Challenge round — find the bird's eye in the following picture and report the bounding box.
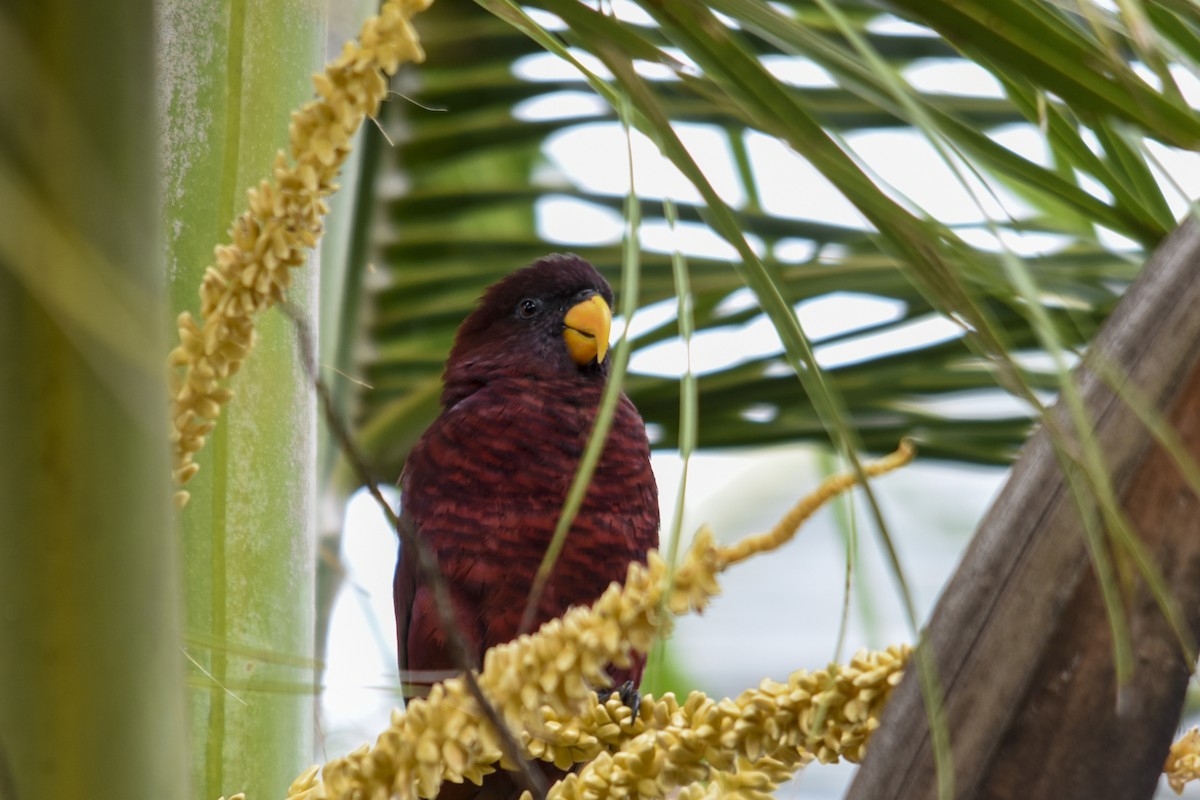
[516,298,541,319]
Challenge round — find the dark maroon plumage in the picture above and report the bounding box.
[393,254,659,743]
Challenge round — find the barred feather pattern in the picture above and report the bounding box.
[397,377,659,694]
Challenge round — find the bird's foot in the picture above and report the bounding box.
[597,680,641,721]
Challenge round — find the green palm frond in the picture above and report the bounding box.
[334,0,1188,491]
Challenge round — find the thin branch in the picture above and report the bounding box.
[283,304,548,800]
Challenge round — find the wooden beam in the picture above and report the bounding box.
[847,219,1200,800]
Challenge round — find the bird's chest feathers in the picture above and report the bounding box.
[406,380,642,560]
[449,385,597,491]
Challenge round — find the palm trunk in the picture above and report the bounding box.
[0,2,187,798]
[158,1,326,796]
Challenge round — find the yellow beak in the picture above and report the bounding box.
[562,294,611,366]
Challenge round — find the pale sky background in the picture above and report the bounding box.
[319,4,1200,797]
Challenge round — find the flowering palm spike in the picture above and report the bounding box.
[272,443,916,800]
[1166,726,1200,794]
[168,0,432,507]
[543,645,911,800]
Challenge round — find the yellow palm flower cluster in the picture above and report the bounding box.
[675,756,797,800]
[524,692,648,770]
[168,0,432,507]
[545,645,910,800]
[286,530,726,800]
[717,441,915,570]
[267,445,917,800]
[1166,726,1200,794]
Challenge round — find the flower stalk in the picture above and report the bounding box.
[272,444,916,800]
[537,645,911,800]
[168,0,432,507]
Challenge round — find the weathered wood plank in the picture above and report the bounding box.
[847,219,1200,800]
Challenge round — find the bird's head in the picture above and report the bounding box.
[443,254,616,397]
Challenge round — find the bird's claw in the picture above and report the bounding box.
[597,680,640,721]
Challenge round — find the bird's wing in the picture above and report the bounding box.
[392,506,419,693]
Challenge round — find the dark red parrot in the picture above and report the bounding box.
[393,254,659,797]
